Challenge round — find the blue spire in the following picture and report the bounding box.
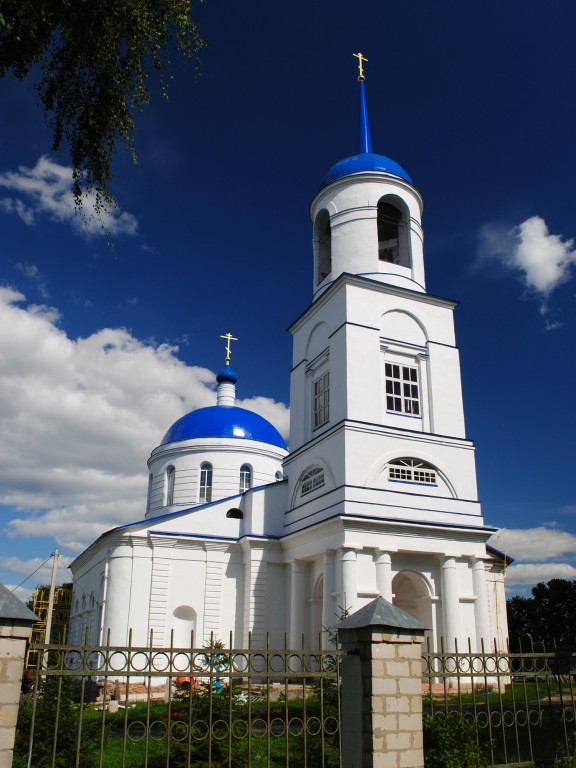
[358,80,372,154]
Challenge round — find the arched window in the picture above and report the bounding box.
[315,210,332,285]
[300,466,325,496]
[239,464,252,493]
[199,462,213,503]
[166,466,175,506]
[388,458,436,485]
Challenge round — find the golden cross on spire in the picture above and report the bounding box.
[353,52,368,82]
[220,332,238,365]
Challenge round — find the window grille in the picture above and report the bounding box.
[199,463,213,503]
[313,372,330,428]
[239,465,252,493]
[385,363,420,415]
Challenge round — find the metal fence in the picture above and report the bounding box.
[422,638,576,767]
[16,633,343,768]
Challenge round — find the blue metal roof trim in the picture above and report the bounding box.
[321,152,412,187]
[161,405,287,449]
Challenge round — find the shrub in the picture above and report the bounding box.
[423,712,488,768]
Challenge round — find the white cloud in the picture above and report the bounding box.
[489,527,576,595]
[479,216,576,312]
[503,563,576,588]
[0,156,138,237]
[0,288,289,555]
[490,526,576,561]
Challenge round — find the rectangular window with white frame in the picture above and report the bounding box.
[313,372,330,429]
[385,363,420,415]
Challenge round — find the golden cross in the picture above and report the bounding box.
[353,52,368,82]
[220,332,238,365]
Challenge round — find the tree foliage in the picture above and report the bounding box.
[507,578,576,650]
[0,0,204,210]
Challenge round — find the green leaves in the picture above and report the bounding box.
[0,0,205,212]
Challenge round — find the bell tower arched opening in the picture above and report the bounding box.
[377,198,410,268]
[314,209,332,286]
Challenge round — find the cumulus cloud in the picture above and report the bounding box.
[0,156,138,236]
[491,526,576,561]
[489,526,576,595]
[0,288,289,558]
[503,562,576,588]
[479,216,576,317]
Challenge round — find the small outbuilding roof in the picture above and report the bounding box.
[0,582,39,623]
[335,595,427,631]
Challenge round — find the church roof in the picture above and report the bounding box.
[161,405,287,449]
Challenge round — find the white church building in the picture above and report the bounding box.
[69,70,509,653]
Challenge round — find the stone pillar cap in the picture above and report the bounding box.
[0,582,40,624]
[335,595,428,631]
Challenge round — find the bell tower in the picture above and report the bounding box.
[285,59,481,535]
[311,79,425,298]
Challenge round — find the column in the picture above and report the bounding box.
[103,545,134,646]
[341,549,358,615]
[322,550,336,646]
[440,557,460,651]
[374,551,392,602]
[290,560,307,648]
[471,557,492,651]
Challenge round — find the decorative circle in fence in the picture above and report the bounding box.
[324,716,339,735]
[191,720,210,740]
[149,720,168,741]
[127,721,147,742]
[269,654,285,673]
[250,718,267,738]
[211,719,229,740]
[306,717,322,736]
[171,651,192,672]
[287,654,304,673]
[170,720,189,741]
[562,707,575,723]
[288,717,304,736]
[270,717,286,736]
[232,719,250,738]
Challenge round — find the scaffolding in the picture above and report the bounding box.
[25,583,72,668]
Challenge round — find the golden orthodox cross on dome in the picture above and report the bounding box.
[220,332,238,365]
[353,51,368,82]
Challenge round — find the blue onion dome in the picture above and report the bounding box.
[321,152,412,187]
[216,365,238,384]
[161,406,287,450]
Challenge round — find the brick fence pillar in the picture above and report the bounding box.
[0,583,39,768]
[337,595,427,768]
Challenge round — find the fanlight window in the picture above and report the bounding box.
[199,462,213,503]
[239,464,252,493]
[301,466,325,496]
[388,458,436,485]
[166,466,175,505]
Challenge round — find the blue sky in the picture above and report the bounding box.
[1,0,575,599]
